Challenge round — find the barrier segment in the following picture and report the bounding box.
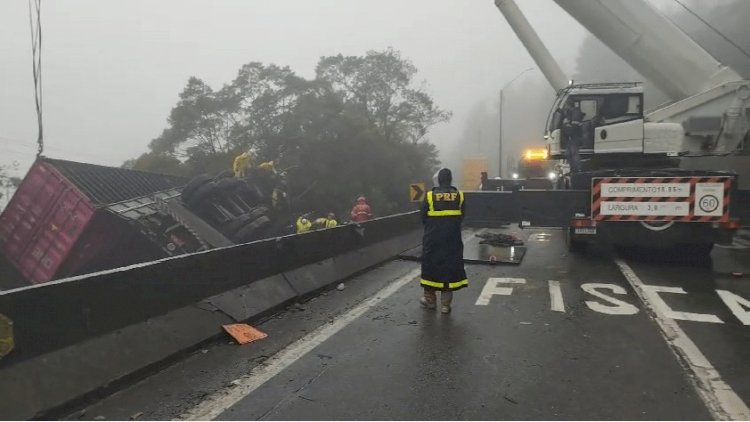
[0,212,421,420]
[0,211,420,366]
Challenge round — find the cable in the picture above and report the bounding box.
[672,0,750,62]
[28,0,43,157]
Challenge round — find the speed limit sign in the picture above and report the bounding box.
[694,183,724,217]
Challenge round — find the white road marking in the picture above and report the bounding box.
[548,280,565,312]
[716,290,750,325]
[640,285,723,324]
[580,283,639,315]
[475,277,525,306]
[176,266,422,421]
[614,258,750,421]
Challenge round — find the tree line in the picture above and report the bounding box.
[123,48,450,216]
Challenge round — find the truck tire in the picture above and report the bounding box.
[225,206,269,234]
[181,174,212,203]
[233,215,271,244]
[215,177,243,194]
[223,214,252,234]
[186,180,220,210]
[683,243,714,258]
[565,227,587,253]
[215,169,234,180]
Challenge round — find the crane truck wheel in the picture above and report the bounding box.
[181,174,212,203]
[564,227,587,253]
[682,243,714,258]
[232,215,272,244]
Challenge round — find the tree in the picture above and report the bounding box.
[316,48,451,144]
[122,152,186,176]
[127,48,448,216]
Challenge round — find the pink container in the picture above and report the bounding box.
[0,162,95,284]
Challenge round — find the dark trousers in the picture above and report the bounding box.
[565,130,582,173]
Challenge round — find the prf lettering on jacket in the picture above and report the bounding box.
[434,192,458,201]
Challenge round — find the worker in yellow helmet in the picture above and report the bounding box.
[257,160,276,173]
[313,213,338,230]
[296,215,312,234]
[233,152,255,178]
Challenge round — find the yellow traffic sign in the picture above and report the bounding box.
[410,183,426,202]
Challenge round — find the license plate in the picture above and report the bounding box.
[574,228,597,235]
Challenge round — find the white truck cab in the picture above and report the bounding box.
[546,83,681,158]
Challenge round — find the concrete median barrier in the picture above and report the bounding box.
[0,212,421,420]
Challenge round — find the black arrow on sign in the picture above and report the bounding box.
[411,184,424,201]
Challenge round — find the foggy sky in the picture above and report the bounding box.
[0,0,586,188]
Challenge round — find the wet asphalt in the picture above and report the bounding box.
[66,228,750,420]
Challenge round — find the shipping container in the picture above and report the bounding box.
[0,158,186,285]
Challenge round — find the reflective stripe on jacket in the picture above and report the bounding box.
[426,190,464,217]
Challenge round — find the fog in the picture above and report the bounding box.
[1,0,747,199]
[0,0,585,192]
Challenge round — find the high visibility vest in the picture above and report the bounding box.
[296,218,312,234]
[426,190,464,217]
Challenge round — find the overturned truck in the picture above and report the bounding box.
[0,158,292,286]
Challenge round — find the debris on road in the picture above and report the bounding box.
[337,283,346,291]
[476,232,525,247]
[130,411,144,420]
[222,323,268,345]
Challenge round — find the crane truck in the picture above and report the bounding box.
[494,0,749,254]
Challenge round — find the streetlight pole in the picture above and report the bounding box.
[498,67,534,178]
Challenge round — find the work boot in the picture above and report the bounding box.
[441,290,453,314]
[421,289,437,310]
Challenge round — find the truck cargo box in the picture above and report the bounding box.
[0,158,186,285]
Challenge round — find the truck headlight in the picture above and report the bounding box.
[511,173,519,179]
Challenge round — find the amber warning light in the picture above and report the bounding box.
[523,149,548,161]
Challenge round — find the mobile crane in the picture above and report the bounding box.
[494,0,749,253]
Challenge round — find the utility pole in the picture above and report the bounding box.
[498,90,504,178]
[498,67,535,179]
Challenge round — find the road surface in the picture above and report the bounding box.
[66,228,750,420]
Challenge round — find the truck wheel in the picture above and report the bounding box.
[223,214,252,234]
[565,227,587,253]
[215,177,243,193]
[683,243,714,258]
[233,216,271,244]
[181,174,212,203]
[186,181,220,210]
[225,206,269,235]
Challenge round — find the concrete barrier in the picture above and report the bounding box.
[0,212,421,420]
[463,191,517,227]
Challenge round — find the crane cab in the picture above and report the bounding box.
[545,83,647,158]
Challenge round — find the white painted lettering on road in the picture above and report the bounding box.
[475,277,525,306]
[641,285,723,324]
[548,280,565,312]
[716,290,750,325]
[615,258,750,420]
[581,283,639,315]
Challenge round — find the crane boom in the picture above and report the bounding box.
[552,0,741,101]
[493,0,569,92]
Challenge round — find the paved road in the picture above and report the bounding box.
[68,228,750,420]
